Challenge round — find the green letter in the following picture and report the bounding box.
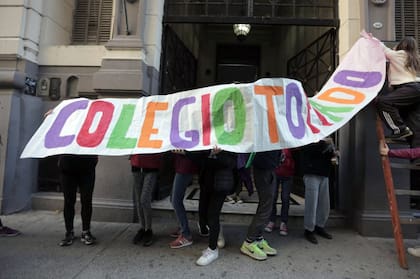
[212,87,246,145]
[107,104,137,149]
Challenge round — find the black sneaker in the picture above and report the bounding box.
[304,230,318,244]
[386,127,413,141]
[59,231,75,247]
[143,229,153,247]
[314,226,332,239]
[81,231,96,245]
[133,228,145,244]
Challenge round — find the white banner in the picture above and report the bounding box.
[21,37,385,158]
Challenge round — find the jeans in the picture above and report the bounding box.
[303,174,330,231]
[269,176,292,224]
[171,173,194,238]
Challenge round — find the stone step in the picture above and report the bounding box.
[32,190,346,228]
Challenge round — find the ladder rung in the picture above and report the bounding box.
[400,217,420,225]
[390,162,420,170]
[385,138,411,144]
[394,189,420,196]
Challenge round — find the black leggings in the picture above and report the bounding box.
[377,83,420,134]
[60,171,95,232]
[198,182,227,250]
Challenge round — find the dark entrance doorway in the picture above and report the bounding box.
[216,44,260,83]
[161,0,340,210]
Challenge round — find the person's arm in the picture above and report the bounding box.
[379,139,420,159]
[389,148,420,159]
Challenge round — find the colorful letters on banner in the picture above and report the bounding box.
[20,36,385,158]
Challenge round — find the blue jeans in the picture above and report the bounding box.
[171,173,194,238]
[269,176,292,224]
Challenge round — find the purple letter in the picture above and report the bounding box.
[333,70,382,88]
[44,100,89,148]
[286,83,305,139]
[170,97,199,148]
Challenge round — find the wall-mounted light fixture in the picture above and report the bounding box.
[233,24,251,41]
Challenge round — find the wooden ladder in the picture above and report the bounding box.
[376,116,420,269]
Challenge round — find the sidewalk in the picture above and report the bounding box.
[1,210,419,279]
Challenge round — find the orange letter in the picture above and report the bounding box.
[254,85,284,143]
[138,102,168,148]
[317,87,365,104]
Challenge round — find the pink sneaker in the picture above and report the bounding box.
[279,222,288,236]
[170,235,193,249]
[264,221,275,233]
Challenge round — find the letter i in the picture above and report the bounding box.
[201,94,211,146]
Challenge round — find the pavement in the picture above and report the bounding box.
[1,210,420,279]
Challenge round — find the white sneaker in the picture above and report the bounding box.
[407,247,420,257]
[196,247,219,266]
[217,226,225,249]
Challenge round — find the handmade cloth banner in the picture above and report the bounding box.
[21,36,385,158]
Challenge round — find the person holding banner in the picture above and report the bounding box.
[375,36,420,140]
[130,153,163,247]
[187,147,237,266]
[301,137,338,244]
[265,148,296,236]
[379,140,420,257]
[58,154,98,246]
[240,150,281,261]
[169,150,199,248]
[44,109,99,247]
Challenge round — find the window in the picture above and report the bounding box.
[72,0,113,45]
[395,0,420,48]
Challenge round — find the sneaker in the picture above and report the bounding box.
[170,235,193,249]
[143,229,153,247]
[235,196,243,204]
[304,230,318,244]
[81,231,96,245]
[225,196,235,204]
[314,226,332,239]
[217,227,225,249]
[386,127,413,141]
[240,241,267,260]
[279,222,288,236]
[169,227,181,238]
[133,228,145,244]
[196,247,219,266]
[407,247,420,257]
[0,226,20,237]
[257,239,277,256]
[59,231,75,247]
[197,222,209,237]
[264,221,275,233]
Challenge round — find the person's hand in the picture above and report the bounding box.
[44,109,53,118]
[209,146,222,156]
[171,149,186,155]
[379,140,389,156]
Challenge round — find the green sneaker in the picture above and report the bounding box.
[257,239,277,256]
[240,241,267,260]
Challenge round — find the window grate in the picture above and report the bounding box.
[72,0,113,45]
[395,0,419,50]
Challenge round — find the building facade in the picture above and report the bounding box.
[0,0,417,236]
